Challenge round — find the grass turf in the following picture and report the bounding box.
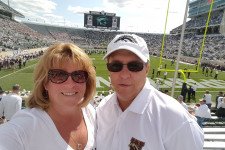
[0,54,224,104]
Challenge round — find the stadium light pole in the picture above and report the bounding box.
[171,0,189,97]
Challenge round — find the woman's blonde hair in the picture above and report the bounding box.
[26,43,96,110]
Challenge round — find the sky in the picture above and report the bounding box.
[1,0,189,33]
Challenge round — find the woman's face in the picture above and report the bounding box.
[45,60,87,110]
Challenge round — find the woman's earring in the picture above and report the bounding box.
[43,89,49,99]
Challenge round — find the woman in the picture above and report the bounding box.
[0,43,96,150]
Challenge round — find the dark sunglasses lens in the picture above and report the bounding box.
[107,62,123,72]
[48,70,68,84]
[127,61,144,72]
[71,71,88,83]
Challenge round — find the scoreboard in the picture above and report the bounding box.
[84,11,120,30]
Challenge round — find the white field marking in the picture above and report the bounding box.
[0,64,36,80]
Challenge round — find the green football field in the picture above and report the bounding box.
[0,54,225,105]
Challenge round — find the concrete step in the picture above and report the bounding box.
[211,112,216,116]
[211,116,219,119]
[204,134,225,142]
[204,117,225,127]
[203,128,225,134]
[204,141,225,149]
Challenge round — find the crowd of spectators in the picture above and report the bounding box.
[0,13,225,69]
[0,17,54,51]
[171,9,224,34]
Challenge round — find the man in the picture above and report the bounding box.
[177,95,188,110]
[187,85,193,103]
[215,91,223,108]
[180,82,188,102]
[163,71,167,79]
[0,86,6,100]
[195,99,211,128]
[0,86,6,123]
[192,82,197,101]
[203,90,212,109]
[214,70,218,79]
[96,34,204,150]
[0,84,22,120]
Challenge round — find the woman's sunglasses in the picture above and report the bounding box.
[107,61,144,72]
[48,69,88,84]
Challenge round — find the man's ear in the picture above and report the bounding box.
[146,63,150,75]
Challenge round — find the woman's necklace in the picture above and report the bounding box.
[71,134,83,150]
[75,142,82,150]
[70,119,84,150]
[77,143,82,150]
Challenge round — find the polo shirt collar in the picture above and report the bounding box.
[127,80,152,114]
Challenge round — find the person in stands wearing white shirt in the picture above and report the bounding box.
[177,95,188,110]
[216,97,225,118]
[188,107,198,122]
[217,96,224,109]
[0,87,7,124]
[203,90,212,109]
[96,34,204,150]
[215,91,224,109]
[195,99,211,128]
[0,43,96,150]
[0,86,6,100]
[0,84,22,121]
[217,97,225,109]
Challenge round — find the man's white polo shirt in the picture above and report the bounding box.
[96,80,204,150]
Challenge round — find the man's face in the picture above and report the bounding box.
[107,49,149,103]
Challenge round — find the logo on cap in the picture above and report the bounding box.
[114,35,138,44]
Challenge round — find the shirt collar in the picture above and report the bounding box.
[127,80,152,114]
[111,93,123,113]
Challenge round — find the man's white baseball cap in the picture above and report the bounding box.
[103,34,150,63]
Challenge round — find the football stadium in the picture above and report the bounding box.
[0,0,225,149]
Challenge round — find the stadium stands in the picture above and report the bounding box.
[0,0,225,69]
[0,17,54,51]
[1,18,225,70]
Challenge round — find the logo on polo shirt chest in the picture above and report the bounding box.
[129,137,145,150]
